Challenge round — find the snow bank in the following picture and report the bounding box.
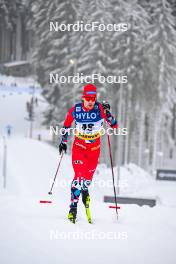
[0,137,176,264]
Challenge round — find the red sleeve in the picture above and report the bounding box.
[63,106,75,127]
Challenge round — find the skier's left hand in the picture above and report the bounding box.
[59,142,67,155]
[102,101,110,111]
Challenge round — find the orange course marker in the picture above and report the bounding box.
[109,205,121,209]
[39,200,52,204]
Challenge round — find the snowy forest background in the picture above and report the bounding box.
[1,0,176,174]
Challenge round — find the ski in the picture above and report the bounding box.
[67,208,77,224]
[67,197,92,224]
[85,195,92,224]
[85,207,92,224]
[68,215,76,224]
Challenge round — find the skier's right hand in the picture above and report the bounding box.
[59,142,67,155]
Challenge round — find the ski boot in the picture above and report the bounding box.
[82,190,92,224]
[68,207,77,224]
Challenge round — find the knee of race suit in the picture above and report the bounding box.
[82,179,91,190]
[71,179,91,190]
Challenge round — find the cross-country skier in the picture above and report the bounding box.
[59,84,118,223]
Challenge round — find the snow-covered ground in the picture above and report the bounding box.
[0,75,176,264]
[0,137,176,264]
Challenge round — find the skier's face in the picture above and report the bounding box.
[83,97,96,109]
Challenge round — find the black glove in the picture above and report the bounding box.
[102,101,110,111]
[59,142,67,155]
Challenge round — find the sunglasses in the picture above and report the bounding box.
[84,97,96,102]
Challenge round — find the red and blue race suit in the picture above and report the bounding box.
[61,101,118,209]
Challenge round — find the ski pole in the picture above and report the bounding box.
[107,131,119,221]
[48,152,64,195]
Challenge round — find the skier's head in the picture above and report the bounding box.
[82,84,97,110]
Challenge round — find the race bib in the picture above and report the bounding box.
[75,119,104,140]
